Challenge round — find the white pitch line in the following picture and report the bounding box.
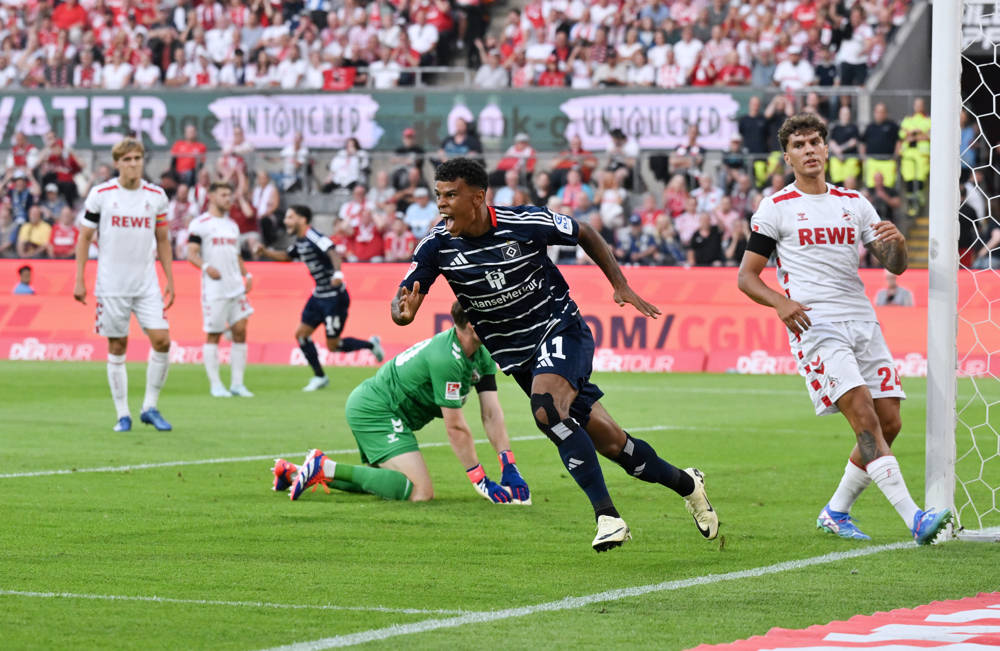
[261,542,914,651]
[0,425,757,480]
[0,590,470,615]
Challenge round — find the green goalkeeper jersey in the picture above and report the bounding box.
[360,328,497,431]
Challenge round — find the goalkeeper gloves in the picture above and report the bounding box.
[499,450,531,505]
[466,464,512,503]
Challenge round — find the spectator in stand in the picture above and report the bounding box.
[673,25,703,78]
[528,170,553,206]
[368,170,397,222]
[874,271,915,306]
[576,209,616,265]
[673,196,700,246]
[276,45,307,89]
[392,165,428,214]
[133,50,162,87]
[556,167,594,213]
[719,133,748,191]
[38,139,82,206]
[403,187,438,239]
[252,170,282,247]
[738,96,770,186]
[653,215,687,266]
[595,170,628,229]
[43,49,73,88]
[605,128,638,190]
[898,97,931,214]
[383,216,417,263]
[724,217,749,266]
[435,117,482,167]
[407,9,439,65]
[164,49,192,87]
[190,50,220,88]
[473,44,509,87]
[17,206,52,258]
[633,193,666,228]
[0,53,14,89]
[101,48,134,89]
[551,134,599,187]
[167,183,200,247]
[246,49,278,87]
[229,177,260,258]
[493,169,520,205]
[867,170,902,225]
[828,104,862,185]
[7,171,38,228]
[391,127,426,188]
[276,131,309,192]
[730,172,758,221]
[340,203,386,263]
[688,50,717,87]
[537,54,567,86]
[761,170,788,199]
[813,46,838,86]
[170,124,208,187]
[39,183,67,220]
[53,0,88,31]
[773,44,814,91]
[47,206,79,259]
[627,50,656,87]
[0,206,17,258]
[7,132,40,177]
[219,48,249,86]
[750,48,777,88]
[837,5,873,86]
[593,49,628,87]
[669,124,705,189]
[662,174,690,218]
[493,132,537,185]
[13,265,34,294]
[369,44,402,89]
[691,173,723,214]
[713,195,742,239]
[860,102,899,189]
[715,51,751,86]
[322,137,370,193]
[687,212,724,266]
[615,214,658,266]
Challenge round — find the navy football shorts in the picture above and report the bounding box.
[301,292,350,338]
[510,317,604,426]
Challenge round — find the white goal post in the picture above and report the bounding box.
[926,0,1000,542]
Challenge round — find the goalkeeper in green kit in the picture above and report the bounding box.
[273,301,531,504]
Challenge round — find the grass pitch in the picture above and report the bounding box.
[0,361,996,650]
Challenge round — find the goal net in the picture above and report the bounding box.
[927,0,1000,542]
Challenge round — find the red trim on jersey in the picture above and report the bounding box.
[810,379,821,390]
[155,213,167,226]
[773,191,801,203]
[821,396,833,407]
[96,185,116,193]
[142,185,163,195]
[797,351,804,359]
[488,206,497,227]
[830,187,859,198]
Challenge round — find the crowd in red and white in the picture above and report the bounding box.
[471,0,909,90]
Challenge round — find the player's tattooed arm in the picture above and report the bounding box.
[577,221,661,318]
[866,221,908,275]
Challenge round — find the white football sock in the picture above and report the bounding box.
[322,458,337,477]
[142,350,170,412]
[107,353,129,419]
[203,343,223,388]
[867,455,919,527]
[829,459,872,513]
[230,342,247,388]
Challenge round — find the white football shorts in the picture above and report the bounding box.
[202,294,254,333]
[787,320,906,416]
[95,292,169,338]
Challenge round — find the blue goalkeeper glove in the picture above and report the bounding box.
[499,450,531,505]
[466,464,512,503]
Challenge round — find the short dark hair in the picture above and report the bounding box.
[435,158,488,190]
[450,300,470,328]
[778,113,828,151]
[209,181,232,193]
[289,204,313,223]
[17,264,31,275]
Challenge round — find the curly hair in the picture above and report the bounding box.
[777,113,828,152]
[434,158,488,190]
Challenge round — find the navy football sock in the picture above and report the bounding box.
[336,337,373,352]
[614,433,694,496]
[297,337,325,377]
[550,418,619,519]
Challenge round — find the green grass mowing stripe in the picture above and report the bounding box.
[261,543,914,651]
[0,590,471,615]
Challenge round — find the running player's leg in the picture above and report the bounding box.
[297,296,327,386]
[321,294,377,357]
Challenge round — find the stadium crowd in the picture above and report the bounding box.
[0,0,908,91]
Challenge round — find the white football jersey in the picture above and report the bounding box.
[188,212,245,300]
[750,183,881,323]
[83,179,169,297]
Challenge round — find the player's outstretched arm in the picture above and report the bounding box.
[254,243,292,261]
[478,389,531,504]
[442,406,512,503]
[866,221,908,275]
[737,250,812,335]
[577,221,660,318]
[155,224,175,309]
[391,281,424,325]
[73,225,96,304]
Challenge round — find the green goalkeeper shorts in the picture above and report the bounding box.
[345,384,420,465]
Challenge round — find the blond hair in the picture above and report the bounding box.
[111,137,145,162]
